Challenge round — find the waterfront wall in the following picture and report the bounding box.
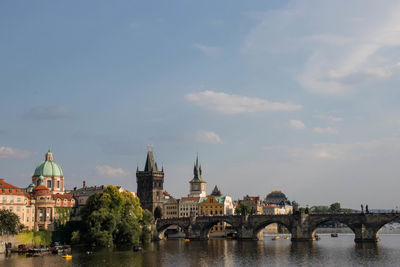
[0,235,16,254]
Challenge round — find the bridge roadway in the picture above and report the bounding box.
[156,213,400,242]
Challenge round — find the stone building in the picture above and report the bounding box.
[162,192,179,219]
[179,197,200,217]
[1,150,76,231]
[265,190,290,205]
[136,150,164,219]
[0,179,30,228]
[198,187,233,235]
[263,204,293,215]
[238,195,263,215]
[188,155,206,198]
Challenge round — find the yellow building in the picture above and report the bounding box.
[198,186,234,235]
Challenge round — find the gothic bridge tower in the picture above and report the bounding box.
[136,150,164,219]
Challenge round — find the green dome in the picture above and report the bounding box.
[33,150,63,177]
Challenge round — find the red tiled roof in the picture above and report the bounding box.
[0,178,25,195]
[32,185,50,195]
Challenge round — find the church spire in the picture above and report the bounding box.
[144,150,158,172]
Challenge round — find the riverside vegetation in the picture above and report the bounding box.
[1,185,155,248]
[70,185,155,247]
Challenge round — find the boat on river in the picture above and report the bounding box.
[331,233,338,237]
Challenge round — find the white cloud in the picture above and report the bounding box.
[243,1,400,95]
[193,44,221,56]
[185,90,302,115]
[313,127,339,135]
[289,120,306,130]
[314,114,343,124]
[196,130,223,144]
[96,165,128,177]
[0,146,30,159]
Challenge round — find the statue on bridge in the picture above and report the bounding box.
[361,204,364,214]
[366,205,369,214]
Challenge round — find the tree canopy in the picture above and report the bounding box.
[75,185,153,247]
[235,203,252,215]
[0,209,21,235]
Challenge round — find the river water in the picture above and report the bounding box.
[2,234,400,266]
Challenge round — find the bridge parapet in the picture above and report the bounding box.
[156,213,400,242]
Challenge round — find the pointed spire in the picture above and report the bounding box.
[144,150,158,172]
[211,185,222,197]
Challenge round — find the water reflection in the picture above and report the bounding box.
[2,235,400,266]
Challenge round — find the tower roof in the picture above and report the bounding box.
[33,150,63,177]
[143,151,159,172]
[211,185,222,197]
[190,155,205,183]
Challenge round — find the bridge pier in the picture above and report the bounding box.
[290,213,314,242]
[353,224,379,243]
[236,225,258,240]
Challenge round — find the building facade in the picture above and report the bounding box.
[179,197,200,217]
[162,193,179,219]
[238,195,263,215]
[1,150,76,231]
[198,187,234,235]
[136,150,164,219]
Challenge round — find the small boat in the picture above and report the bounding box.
[331,233,338,237]
[314,235,321,241]
[133,245,143,252]
[272,236,280,240]
[62,254,72,259]
[184,239,191,242]
[284,236,289,240]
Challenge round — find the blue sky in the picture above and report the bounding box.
[2,0,400,209]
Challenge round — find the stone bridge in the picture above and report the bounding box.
[156,213,400,242]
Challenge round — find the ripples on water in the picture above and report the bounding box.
[2,235,400,267]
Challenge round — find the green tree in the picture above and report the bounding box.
[0,209,20,235]
[78,185,151,247]
[235,203,252,215]
[291,201,299,211]
[310,206,330,213]
[329,202,341,213]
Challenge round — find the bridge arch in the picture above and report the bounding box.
[310,218,357,238]
[200,218,238,239]
[156,223,188,240]
[253,220,292,240]
[374,216,400,240]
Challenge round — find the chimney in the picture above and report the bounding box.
[83,180,86,189]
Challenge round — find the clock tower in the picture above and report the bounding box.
[188,155,206,197]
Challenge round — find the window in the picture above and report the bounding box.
[10,197,14,203]
[2,197,6,203]
[57,181,60,188]
[9,207,13,211]
[17,207,20,212]
[17,198,21,202]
